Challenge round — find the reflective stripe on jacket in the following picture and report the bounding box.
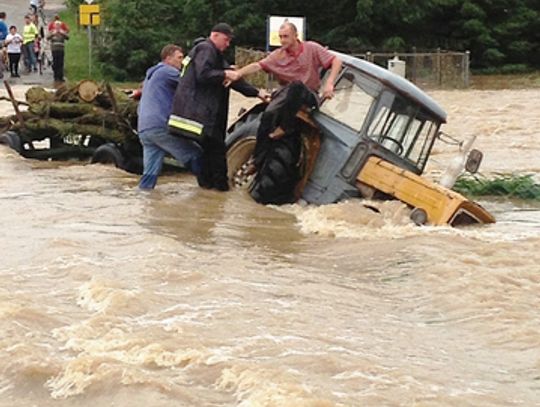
[170,39,259,141]
[168,114,205,142]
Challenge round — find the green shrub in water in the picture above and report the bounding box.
[454,174,540,200]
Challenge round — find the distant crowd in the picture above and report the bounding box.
[0,1,69,83]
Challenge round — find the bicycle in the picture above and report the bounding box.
[29,0,47,28]
[38,42,53,75]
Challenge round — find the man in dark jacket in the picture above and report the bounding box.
[169,23,268,191]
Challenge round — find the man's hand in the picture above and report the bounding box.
[257,89,271,103]
[225,69,240,81]
[223,69,241,87]
[226,70,241,81]
[321,82,335,101]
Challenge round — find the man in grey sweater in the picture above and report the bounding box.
[138,44,203,189]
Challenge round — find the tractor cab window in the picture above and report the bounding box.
[367,91,440,170]
[319,68,379,132]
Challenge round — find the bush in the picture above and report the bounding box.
[454,174,540,200]
[65,0,87,10]
[382,36,406,52]
[90,0,540,80]
[499,64,533,74]
[472,64,533,75]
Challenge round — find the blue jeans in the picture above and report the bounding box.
[22,43,36,71]
[138,128,202,189]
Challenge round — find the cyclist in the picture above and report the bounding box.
[29,0,40,15]
[29,0,46,27]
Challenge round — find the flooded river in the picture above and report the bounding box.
[0,88,539,406]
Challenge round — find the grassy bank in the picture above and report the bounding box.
[454,174,540,200]
[60,9,104,82]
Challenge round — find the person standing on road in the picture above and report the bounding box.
[46,17,69,82]
[22,15,38,72]
[0,12,7,41]
[138,44,203,190]
[4,26,23,78]
[0,12,7,79]
[169,23,268,191]
[47,14,69,34]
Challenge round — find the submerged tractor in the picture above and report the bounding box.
[225,52,495,227]
[0,53,495,227]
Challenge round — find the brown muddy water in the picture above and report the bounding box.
[0,88,539,406]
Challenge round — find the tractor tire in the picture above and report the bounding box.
[249,133,302,205]
[91,143,125,169]
[225,109,263,190]
[227,135,257,189]
[121,156,144,175]
[0,132,22,154]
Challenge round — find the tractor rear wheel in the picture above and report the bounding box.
[249,133,302,205]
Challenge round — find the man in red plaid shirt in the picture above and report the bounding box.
[236,21,341,100]
[231,22,342,203]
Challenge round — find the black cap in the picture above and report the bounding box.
[211,22,234,38]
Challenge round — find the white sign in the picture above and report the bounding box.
[267,16,306,48]
[85,0,94,4]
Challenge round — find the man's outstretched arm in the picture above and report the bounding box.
[236,62,263,79]
[321,56,342,100]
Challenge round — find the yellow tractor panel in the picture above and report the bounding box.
[357,157,495,226]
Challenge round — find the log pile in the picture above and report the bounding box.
[0,80,139,156]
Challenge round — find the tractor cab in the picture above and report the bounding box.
[303,53,446,204]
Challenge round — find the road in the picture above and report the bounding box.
[1,0,66,86]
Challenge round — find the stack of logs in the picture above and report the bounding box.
[0,80,139,149]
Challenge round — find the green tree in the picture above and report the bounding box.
[98,0,186,80]
[90,0,540,80]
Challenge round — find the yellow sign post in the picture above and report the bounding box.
[79,3,101,76]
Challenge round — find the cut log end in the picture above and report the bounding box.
[78,80,101,103]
